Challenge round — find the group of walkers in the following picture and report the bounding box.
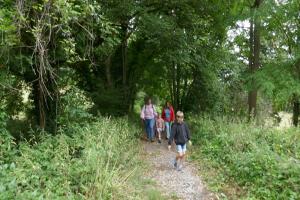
[140,97,192,171]
[140,98,175,142]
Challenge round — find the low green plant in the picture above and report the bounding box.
[0,117,146,199]
[189,115,300,200]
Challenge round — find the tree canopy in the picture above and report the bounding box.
[1,0,300,133]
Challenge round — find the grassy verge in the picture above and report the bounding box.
[189,115,300,200]
[0,117,164,199]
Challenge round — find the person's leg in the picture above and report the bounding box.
[158,129,162,143]
[176,153,182,163]
[175,152,183,170]
[169,121,173,137]
[149,118,155,141]
[165,122,170,139]
[179,144,187,169]
[145,119,151,140]
[175,145,184,170]
[181,153,185,166]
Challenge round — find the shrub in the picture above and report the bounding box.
[189,115,300,199]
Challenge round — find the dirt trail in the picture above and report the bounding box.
[142,139,215,200]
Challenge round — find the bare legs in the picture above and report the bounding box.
[175,152,185,170]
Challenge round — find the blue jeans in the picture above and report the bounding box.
[145,118,155,140]
[165,121,171,139]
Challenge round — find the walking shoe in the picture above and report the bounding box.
[173,161,177,168]
[177,165,182,171]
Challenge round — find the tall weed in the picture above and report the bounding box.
[0,117,142,199]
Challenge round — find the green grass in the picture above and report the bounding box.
[189,115,300,200]
[145,189,166,200]
[0,116,164,200]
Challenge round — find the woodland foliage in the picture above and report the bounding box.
[0,0,300,199]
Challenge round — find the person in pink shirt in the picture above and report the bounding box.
[155,112,165,143]
[140,97,157,142]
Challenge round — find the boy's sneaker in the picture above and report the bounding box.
[158,139,161,143]
[177,165,182,171]
[173,160,177,168]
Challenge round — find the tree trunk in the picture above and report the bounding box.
[248,9,255,118]
[121,22,130,112]
[121,22,128,87]
[122,41,127,86]
[105,54,113,88]
[293,96,299,127]
[46,74,58,133]
[31,73,58,133]
[168,76,173,105]
[38,81,46,129]
[176,64,181,111]
[127,84,137,113]
[172,61,177,110]
[248,0,261,119]
[181,76,188,111]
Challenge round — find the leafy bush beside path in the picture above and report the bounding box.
[190,116,300,199]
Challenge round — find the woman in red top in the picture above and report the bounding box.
[161,101,175,139]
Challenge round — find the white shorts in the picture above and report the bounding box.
[176,144,187,154]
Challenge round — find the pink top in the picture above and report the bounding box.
[140,104,157,119]
[156,118,165,129]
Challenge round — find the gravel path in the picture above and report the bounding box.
[143,139,215,200]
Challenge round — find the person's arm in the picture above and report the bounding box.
[140,106,145,120]
[185,123,191,141]
[161,108,166,120]
[152,105,158,117]
[170,107,175,121]
[168,123,176,145]
[168,123,176,150]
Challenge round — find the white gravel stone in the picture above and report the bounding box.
[143,139,216,200]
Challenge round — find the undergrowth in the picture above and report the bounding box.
[0,117,148,199]
[189,115,300,200]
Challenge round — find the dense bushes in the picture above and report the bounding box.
[190,116,300,199]
[0,117,142,199]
